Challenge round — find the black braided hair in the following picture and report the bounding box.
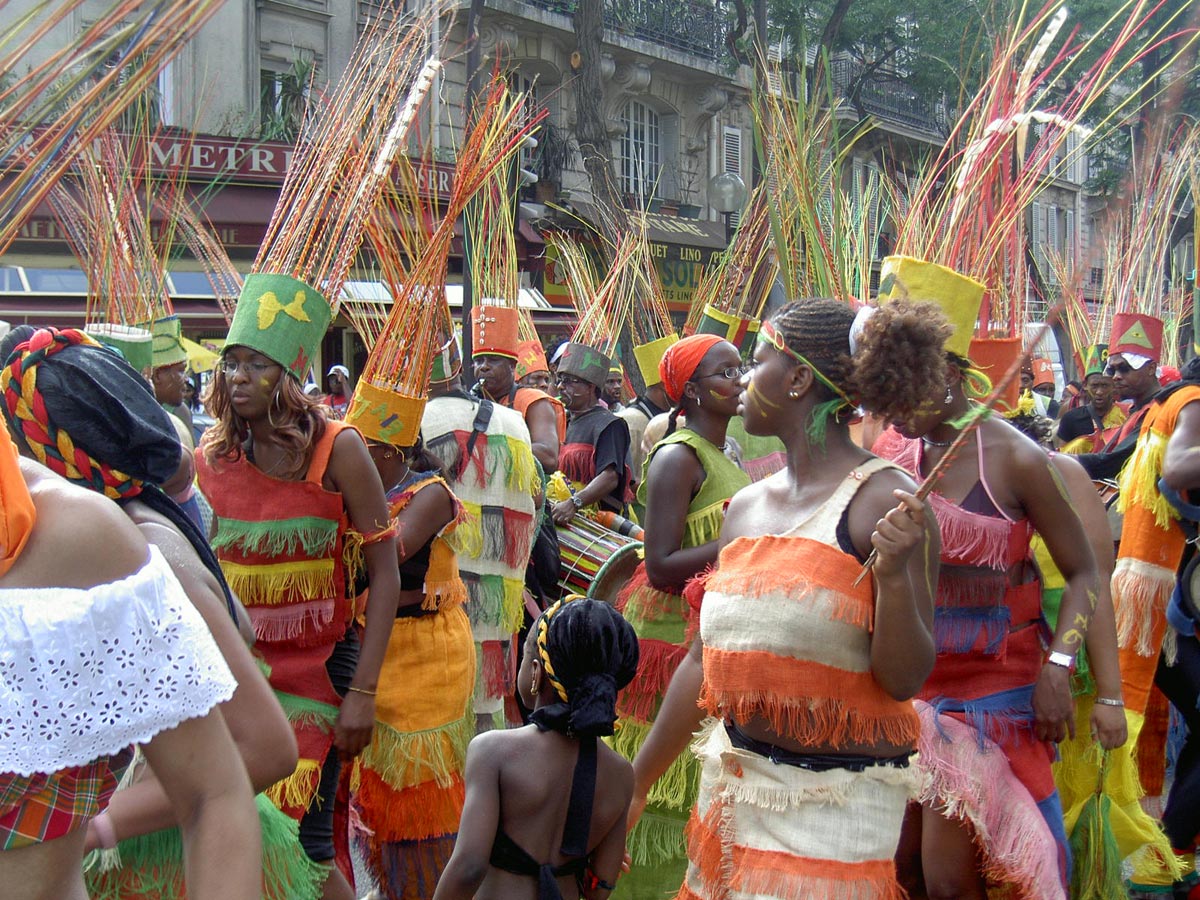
[530,598,639,738]
[768,298,857,403]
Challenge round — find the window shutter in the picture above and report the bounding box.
[1032,200,1047,281]
[723,126,742,226]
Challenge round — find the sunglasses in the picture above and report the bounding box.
[1106,363,1133,376]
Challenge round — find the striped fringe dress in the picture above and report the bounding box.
[422,395,540,717]
[878,432,1069,899]
[350,472,476,900]
[682,459,922,900]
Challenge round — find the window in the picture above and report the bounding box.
[620,100,661,200]
[512,73,541,172]
[722,126,742,225]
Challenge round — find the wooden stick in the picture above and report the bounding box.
[852,310,1062,587]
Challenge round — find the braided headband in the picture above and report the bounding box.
[537,594,583,703]
[0,329,144,500]
[758,319,853,408]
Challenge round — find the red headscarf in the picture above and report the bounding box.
[659,334,723,404]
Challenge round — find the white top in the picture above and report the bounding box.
[0,546,236,776]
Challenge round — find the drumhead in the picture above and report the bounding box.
[1183,554,1200,623]
[588,542,644,606]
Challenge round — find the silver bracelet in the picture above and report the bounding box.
[1094,697,1124,707]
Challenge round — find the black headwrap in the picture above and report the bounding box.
[1,328,236,621]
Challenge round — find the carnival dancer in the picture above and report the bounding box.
[516,339,554,394]
[323,365,352,420]
[1056,352,1127,453]
[869,257,1104,899]
[610,334,749,898]
[422,336,541,729]
[433,597,638,900]
[631,297,946,899]
[148,315,206,531]
[603,364,626,413]
[344,325,476,899]
[1108,356,1200,897]
[0,327,323,900]
[473,306,565,475]
[1076,312,1166,480]
[0,419,259,900]
[195,282,402,900]
[196,12,441,896]
[551,342,633,525]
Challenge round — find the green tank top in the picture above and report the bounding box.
[637,428,751,549]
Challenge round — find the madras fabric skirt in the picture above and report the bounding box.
[677,721,919,900]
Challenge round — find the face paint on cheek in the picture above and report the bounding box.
[259,378,272,391]
[746,380,781,412]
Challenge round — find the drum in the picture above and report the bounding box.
[1094,479,1122,543]
[556,516,643,605]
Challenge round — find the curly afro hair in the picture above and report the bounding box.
[849,300,952,424]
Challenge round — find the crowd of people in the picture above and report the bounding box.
[7,265,1200,900]
[4,12,1199,900]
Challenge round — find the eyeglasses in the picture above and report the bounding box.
[1105,363,1133,376]
[692,365,749,381]
[557,374,589,387]
[222,358,279,377]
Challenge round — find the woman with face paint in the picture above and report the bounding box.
[629,296,948,899]
[868,257,1107,900]
[196,289,402,900]
[610,335,750,897]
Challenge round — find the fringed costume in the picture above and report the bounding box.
[1034,530,1183,886]
[351,471,476,899]
[879,434,1069,899]
[196,420,359,828]
[560,405,634,515]
[422,394,540,716]
[612,429,749,897]
[680,459,922,900]
[1111,385,1200,834]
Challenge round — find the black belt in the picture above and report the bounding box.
[725,721,912,772]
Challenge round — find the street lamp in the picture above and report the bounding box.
[708,171,747,243]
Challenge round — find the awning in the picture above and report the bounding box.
[565,202,727,262]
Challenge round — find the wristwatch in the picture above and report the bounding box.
[1046,651,1075,670]
[570,494,584,509]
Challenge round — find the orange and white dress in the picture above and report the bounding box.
[681,458,921,900]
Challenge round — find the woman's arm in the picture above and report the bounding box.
[393,481,455,566]
[850,475,938,700]
[1009,433,1102,743]
[86,519,297,849]
[641,443,714,590]
[628,639,705,830]
[1050,454,1126,749]
[327,429,403,759]
[139,707,261,900]
[432,734,503,899]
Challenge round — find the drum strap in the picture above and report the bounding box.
[448,388,495,481]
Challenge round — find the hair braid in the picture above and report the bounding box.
[0,329,143,500]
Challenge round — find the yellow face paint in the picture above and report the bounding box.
[745,379,780,411]
[259,378,272,390]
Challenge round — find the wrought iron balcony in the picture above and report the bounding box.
[520,0,726,60]
[828,57,949,136]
